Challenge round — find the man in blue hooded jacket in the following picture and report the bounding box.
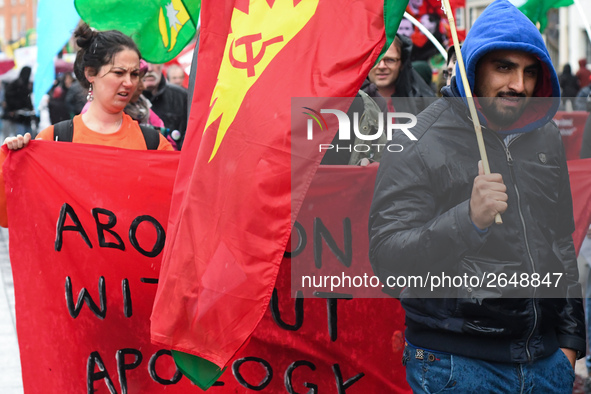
[369,0,585,392]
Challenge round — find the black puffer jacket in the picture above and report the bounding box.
[369,89,585,362]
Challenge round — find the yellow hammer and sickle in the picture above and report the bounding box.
[203,0,320,162]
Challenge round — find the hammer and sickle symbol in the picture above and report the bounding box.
[229,33,284,77]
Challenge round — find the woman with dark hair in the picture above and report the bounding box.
[3,23,172,151]
[80,59,166,129]
[0,24,172,227]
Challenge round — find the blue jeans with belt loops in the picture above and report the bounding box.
[403,343,575,393]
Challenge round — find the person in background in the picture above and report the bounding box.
[576,58,591,91]
[143,62,188,149]
[559,64,580,110]
[411,60,434,92]
[65,73,87,117]
[166,64,185,87]
[1,23,173,227]
[127,61,167,128]
[362,33,434,115]
[2,66,35,139]
[443,43,459,87]
[435,44,460,97]
[48,74,74,124]
[574,75,591,111]
[434,67,447,97]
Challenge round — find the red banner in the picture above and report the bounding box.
[556,111,589,161]
[4,141,409,393]
[7,142,591,393]
[568,159,591,254]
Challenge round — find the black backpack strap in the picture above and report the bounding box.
[139,125,160,150]
[53,119,74,142]
[53,120,160,149]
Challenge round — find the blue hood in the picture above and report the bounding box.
[452,0,560,134]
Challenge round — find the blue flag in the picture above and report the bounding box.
[33,0,80,113]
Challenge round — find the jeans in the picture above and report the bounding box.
[403,344,575,393]
[586,265,591,373]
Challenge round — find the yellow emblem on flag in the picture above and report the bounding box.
[158,0,191,52]
[204,0,319,162]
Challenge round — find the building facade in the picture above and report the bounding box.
[0,0,36,46]
[466,0,591,76]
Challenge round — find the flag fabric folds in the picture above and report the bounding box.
[150,0,409,388]
[514,0,573,32]
[74,0,201,63]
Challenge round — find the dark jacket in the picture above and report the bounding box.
[65,80,86,117]
[559,65,580,99]
[368,0,585,363]
[3,67,34,124]
[143,75,188,149]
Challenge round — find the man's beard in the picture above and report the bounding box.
[477,92,528,128]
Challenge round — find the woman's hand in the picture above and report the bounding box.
[4,133,31,150]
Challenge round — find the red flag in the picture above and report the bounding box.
[151,0,407,378]
[555,111,589,160]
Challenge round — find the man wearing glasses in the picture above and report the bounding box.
[443,44,459,87]
[363,34,434,115]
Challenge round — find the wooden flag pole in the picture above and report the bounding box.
[441,0,502,225]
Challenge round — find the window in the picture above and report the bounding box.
[11,15,17,41]
[20,13,25,35]
[545,9,559,68]
[455,7,465,30]
[468,5,486,30]
[0,17,5,44]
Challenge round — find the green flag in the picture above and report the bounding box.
[74,0,200,63]
[516,0,573,32]
[379,0,411,64]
